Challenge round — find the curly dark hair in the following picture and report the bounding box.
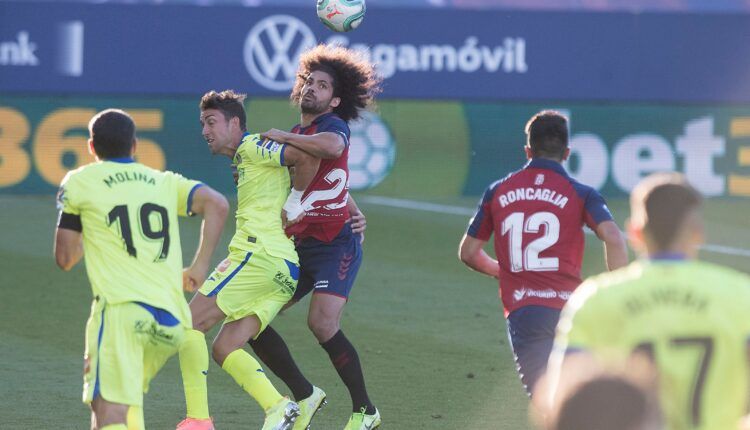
[200,90,247,131]
[290,44,382,122]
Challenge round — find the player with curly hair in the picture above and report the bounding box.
[249,44,383,430]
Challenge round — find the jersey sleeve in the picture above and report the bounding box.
[582,188,614,230]
[240,134,288,168]
[466,183,496,241]
[56,171,84,231]
[56,171,80,215]
[559,281,605,353]
[319,116,350,147]
[166,171,204,217]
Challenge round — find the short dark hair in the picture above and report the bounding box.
[88,109,135,159]
[525,110,569,160]
[554,376,658,430]
[291,44,381,122]
[631,172,703,252]
[200,90,247,131]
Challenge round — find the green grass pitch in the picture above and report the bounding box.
[1,194,748,429]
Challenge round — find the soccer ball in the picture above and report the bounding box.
[316,0,366,33]
[348,111,396,190]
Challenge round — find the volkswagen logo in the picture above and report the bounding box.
[244,15,317,91]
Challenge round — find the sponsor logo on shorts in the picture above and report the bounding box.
[135,320,175,344]
[273,271,296,295]
[217,258,232,273]
[513,288,571,302]
[337,253,353,281]
[314,280,329,289]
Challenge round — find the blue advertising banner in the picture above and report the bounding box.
[1,3,750,102]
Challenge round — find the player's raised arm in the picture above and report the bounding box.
[182,185,229,292]
[458,234,500,279]
[595,220,628,271]
[262,128,345,159]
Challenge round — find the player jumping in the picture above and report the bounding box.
[246,44,383,430]
[176,90,320,430]
[458,110,628,396]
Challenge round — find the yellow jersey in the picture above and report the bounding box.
[229,133,297,263]
[552,259,750,430]
[58,159,199,327]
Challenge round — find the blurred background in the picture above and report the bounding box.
[2,0,749,428]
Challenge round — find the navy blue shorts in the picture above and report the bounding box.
[292,223,363,301]
[506,305,561,396]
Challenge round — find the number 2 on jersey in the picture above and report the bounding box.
[108,203,170,261]
[501,211,560,272]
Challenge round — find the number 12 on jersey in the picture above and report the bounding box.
[501,211,560,272]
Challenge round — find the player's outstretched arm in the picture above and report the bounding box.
[595,220,629,271]
[54,226,83,271]
[280,145,321,226]
[458,234,500,279]
[183,185,229,292]
[263,128,344,159]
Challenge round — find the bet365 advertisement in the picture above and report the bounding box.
[2,96,749,198]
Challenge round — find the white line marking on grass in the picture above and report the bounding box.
[360,195,750,259]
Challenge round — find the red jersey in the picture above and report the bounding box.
[285,112,351,242]
[467,158,613,315]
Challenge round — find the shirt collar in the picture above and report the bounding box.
[299,112,334,131]
[106,157,135,164]
[524,158,568,177]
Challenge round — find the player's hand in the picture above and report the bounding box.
[261,128,288,144]
[282,208,306,228]
[350,209,366,233]
[182,265,207,293]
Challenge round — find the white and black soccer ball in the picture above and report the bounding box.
[316,0,366,33]
[348,111,396,190]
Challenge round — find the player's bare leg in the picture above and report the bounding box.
[307,293,345,342]
[214,315,300,430]
[188,293,226,334]
[90,397,128,429]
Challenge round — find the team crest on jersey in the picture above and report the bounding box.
[217,258,231,273]
[534,174,545,185]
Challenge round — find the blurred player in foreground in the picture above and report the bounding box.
[176,90,320,430]
[458,110,628,396]
[54,109,229,429]
[548,172,750,429]
[535,352,662,430]
[247,45,382,430]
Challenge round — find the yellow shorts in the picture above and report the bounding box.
[82,298,185,406]
[199,251,299,335]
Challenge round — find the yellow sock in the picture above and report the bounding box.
[179,329,211,419]
[222,349,283,411]
[126,406,144,430]
[100,425,127,430]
